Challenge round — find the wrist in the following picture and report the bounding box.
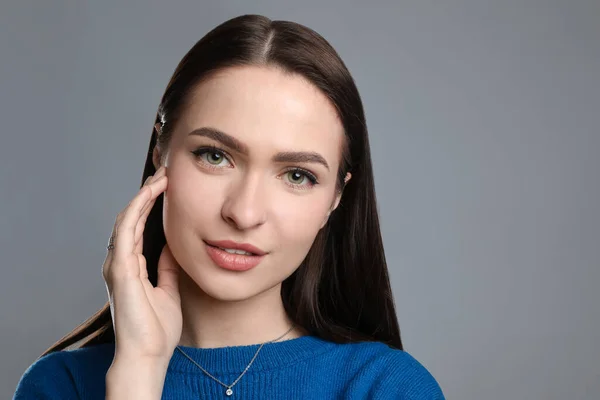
[106,356,170,399]
[111,352,172,370]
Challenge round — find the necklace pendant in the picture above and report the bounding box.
[226,388,233,396]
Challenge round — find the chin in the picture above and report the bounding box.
[184,262,281,303]
[200,278,258,302]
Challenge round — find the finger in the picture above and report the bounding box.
[157,244,181,301]
[127,175,167,251]
[102,254,113,285]
[115,175,166,258]
[134,176,168,254]
[104,168,165,279]
[149,166,166,182]
[155,165,166,177]
[102,215,122,279]
[138,169,165,217]
[137,252,148,280]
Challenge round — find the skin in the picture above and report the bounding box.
[153,65,351,349]
[104,65,352,398]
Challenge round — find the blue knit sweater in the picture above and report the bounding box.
[14,335,444,399]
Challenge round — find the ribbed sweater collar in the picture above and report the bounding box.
[167,335,335,374]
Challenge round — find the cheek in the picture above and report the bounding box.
[163,159,225,230]
[272,193,329,246]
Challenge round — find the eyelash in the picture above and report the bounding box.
[190,145,320,190]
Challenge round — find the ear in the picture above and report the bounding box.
[320,172,352,229]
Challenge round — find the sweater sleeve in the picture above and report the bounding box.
[13,351,80,400]
[373,350,446,400]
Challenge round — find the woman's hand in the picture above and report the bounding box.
[102,166,182,365]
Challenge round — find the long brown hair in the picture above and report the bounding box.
[42,14,402,357]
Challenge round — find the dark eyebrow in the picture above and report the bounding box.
[272,152,329,171]
[188,127,330,171]
[188,127,249,155]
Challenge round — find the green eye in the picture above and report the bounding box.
[284,169,318,187]
[287,170,306,184]
[191,146,232,168]
[206,152,224,165]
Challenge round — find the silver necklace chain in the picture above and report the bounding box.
[175,324,295,397]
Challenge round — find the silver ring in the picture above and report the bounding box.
[107,235,115,250]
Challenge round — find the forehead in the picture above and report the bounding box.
[177,65,344,164]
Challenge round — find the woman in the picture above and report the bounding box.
[15,14,444,399]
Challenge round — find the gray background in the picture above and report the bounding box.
[1,1,598,399]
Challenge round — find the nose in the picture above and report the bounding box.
[221,173,267,230]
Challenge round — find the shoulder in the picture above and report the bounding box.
[14,343,115,400]
[334,341,445,400]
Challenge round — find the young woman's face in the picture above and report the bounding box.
[157,65,349,301]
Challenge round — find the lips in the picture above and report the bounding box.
[203,239,267,271]
[203,239,266,256]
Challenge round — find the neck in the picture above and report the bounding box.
[177,271,306,349]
